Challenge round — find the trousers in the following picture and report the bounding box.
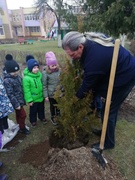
[29,100,45,123]
[15,107,26,129]
[101,77,135,148]
[49,98,60,117]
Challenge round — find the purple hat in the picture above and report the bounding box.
[45,51,58,66]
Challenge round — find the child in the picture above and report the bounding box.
[0,77,14,143]
[1,54,14,135]
[3,58,30,135]
[23,59,47,126]
[42,51,61,125]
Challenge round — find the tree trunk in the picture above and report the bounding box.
[58,34,62,47]
[57,16,61,47]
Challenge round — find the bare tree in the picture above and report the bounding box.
[34,0,65,47]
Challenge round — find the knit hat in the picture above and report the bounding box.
[26,55,35,62]
[45,51,58,66]
[5,59,20,73]
[27,59,39,72]
[5,54,13,60]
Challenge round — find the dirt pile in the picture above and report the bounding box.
[37,146,125,180]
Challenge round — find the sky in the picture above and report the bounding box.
[6,0,35,9]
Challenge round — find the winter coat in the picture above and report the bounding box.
[42,67,61,98]
[76,39,135,99]
[1,67,7,80]
[3,74,25,109]
[23,68,44,103]
[0,77,14,118]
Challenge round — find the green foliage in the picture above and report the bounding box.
[54,59,95,143]
[103,0,135,36]
[63,0,135,37]
[63,12,78,31]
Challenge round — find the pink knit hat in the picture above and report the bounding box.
[45,51,58,66]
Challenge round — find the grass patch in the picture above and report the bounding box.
[0,41,134,179]
[0,40,65,54]
[106,119,135,180]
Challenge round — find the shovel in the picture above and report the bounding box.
[91,39,121,169]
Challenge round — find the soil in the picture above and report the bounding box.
[3,89,135,180]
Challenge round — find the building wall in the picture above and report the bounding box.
[0,0,56,39]
[0,0,12,39]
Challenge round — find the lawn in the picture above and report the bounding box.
[0,40,65,54]
[0,40,67,70]
[0,40,135,180]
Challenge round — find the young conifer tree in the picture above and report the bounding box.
[54,59,97,144]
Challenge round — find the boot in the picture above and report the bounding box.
[19,127,30,135]
[0,174,8,180]
[50,116,57,126]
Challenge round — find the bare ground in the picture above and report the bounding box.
[2,89,135,180]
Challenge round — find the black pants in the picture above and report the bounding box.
[49,98,60,117]
[0,116,8,134]
[29,100,45,123]
[101,77,135,148]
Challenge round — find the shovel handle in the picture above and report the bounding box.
[100,39,121,150]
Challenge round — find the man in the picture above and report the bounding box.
[62,31,135,150]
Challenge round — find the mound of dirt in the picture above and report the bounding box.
[18,140,125,180]
[37,146,125,180]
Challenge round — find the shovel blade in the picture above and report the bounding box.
[91,148,107,169]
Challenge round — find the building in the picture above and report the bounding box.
[0,0,13,39]
[0,0,56,41]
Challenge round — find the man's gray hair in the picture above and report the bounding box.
[62,31,114,51]
[62,31,86,51]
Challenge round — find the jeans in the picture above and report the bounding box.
[101,77,135,148]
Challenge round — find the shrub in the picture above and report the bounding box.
[52,59,96,146]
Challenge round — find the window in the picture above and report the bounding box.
[24,14,39,21]
[0,25,4,35]
[29,26,40,32]
[12,14,21,22]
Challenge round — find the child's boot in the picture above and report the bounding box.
[50,116,57,126]
[19,127,30,135]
